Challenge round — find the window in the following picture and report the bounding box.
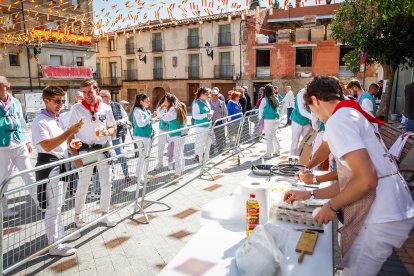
[256,50,270,67]
[2,15,14,28]
[109,39,116,51]
[188,28,199,48]
[76,57,84,66]
[188,54,199,79]
[153,57,163,80]
[50,55,62,66]
[216,52,232,78]
[126,37,134,54]
[9,54,20,66]
[296,48,312,67]
[109,62,118,84]
[152,33,162,52]
[218,24,231,46]
[126,59,136,80]
[95,63,100,78]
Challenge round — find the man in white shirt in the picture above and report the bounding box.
[0,76,38,218]
[347,80,375,116]
[282,86,294,125]
[284,76,414,276]
[32,86,83,257]
[69,79,117,228]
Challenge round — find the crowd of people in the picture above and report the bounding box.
[1,74,413,275]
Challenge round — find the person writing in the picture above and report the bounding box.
[284,76,414,275]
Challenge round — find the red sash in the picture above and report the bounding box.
[332,100,383,125]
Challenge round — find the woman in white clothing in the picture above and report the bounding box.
[155,96,171,170]
[159,93,188,177]
[258,84,281,158]
[133,94,156,181]
[192,87,213,163]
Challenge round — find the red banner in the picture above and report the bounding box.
[41,65,93,79]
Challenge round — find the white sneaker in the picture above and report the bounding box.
[154,164,162,171]
[273,152,280,157]
[49,244,76,257]
[261,154,272,159]
[168,163,174,170]
[3,208,19,218]
[101,217,117,227]
[87,192,100,199]
[64,231,81,242]
[75,215,86,228]
[37,206,46,213]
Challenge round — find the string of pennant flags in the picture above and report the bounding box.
[0,0,313,48]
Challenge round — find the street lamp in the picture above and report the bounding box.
[204,42,213,60]
[137,47,147,64]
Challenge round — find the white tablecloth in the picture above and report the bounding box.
[161,174,334,276]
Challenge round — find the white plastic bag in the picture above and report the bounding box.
[236,223,288,276]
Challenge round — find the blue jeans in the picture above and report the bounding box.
[406,119,414,132]
[112,138,128,176]
[287,108,293,125]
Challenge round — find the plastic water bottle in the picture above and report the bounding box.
[246,193,260,237]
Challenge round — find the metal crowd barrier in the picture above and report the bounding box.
[0,111,263,274]
[0,140,146,274]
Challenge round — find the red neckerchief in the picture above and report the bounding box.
[81,100,100,113]
[332,100,384,125]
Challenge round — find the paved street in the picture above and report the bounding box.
[7,125,413,276]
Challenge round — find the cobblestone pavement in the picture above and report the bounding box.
[5,125,412,275]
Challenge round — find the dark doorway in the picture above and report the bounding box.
[152,87,166,108]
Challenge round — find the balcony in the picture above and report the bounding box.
[218,32,231,46]
[256,67,270,78]
[214,65,234,79]
[187,36,199,48]
[153,68,163,80]
[123,70,137,81]
[94,77,122,87]
[188,66,200,79]
[126,44,135,55]
[152,39,162,52]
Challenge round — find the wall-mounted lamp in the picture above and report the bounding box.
[137,47,147,64]
[33,43,42,56]
[204,42,213,60]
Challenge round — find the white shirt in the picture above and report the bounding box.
[31,113,67,159]
[296,90,312,120]
[68,102,116,145]
[324,107,414,224]
[158,107,177,122]
[133,107,152,127]
[283,90,294,108]
[60,110,71,130]
[360,98,374,116]
[192,100,211,120]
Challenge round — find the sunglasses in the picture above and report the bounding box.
[90,111,96,121]
[50,99,66,105]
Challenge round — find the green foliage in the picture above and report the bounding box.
[331,0,414,69]
[273,1,281,9]
[342,49,360,74]
[375,0,414,18]
[250,0,260,9]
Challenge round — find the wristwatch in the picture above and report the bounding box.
[328,200,340,213]
[313,175,319,184]
[307,190,315,206]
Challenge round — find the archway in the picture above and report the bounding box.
[152,87,166,108]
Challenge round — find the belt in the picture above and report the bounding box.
[79,143,105,152]
[378,171,401,180]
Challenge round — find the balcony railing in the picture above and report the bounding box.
[188,66,200,79]
[94,77,122,87]
[187,35,199,48]
[126,44,135,55]
[153,68,163,80]
[152,39,162,52]
[218,32,231,46]
[256,66,270,78]
[123,70,137,81]
[214,65,234,79]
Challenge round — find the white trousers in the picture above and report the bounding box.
[341,218,414,276]
[194,127,210,162]
[134,137,151,181]
[156,131,168,167]
[75,152,111,216]
[169,136,185,175]
[290,122,311,155]
[264,119,280,155]
[0,145,38,209]
[311,131,325,157]
[45,167,68,244]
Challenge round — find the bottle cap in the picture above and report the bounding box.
[250,193,255,198]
